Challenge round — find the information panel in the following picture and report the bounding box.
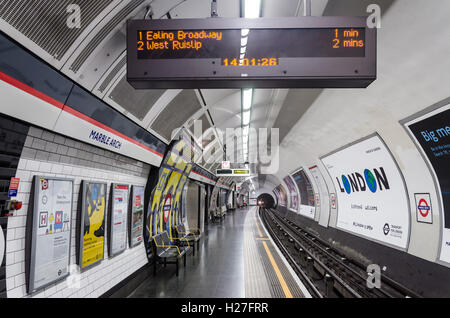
[127,17,376,89]
[109,184,129,257]
[283,176,299,212]
[292,169,316,219]
[404,102,450,263]
[129,186,145,247]
[28,177,73,293]
[79,181,106,269]
[321,135,410,249]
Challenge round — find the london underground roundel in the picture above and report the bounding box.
[163,194,172,223]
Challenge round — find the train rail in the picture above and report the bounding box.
[260,207,422,298]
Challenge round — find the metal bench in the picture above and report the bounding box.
[151,231,190,277]
[175,223,202,256]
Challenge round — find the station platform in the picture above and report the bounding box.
[129,207,308,298]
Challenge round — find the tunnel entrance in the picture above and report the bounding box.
[257,193,275,209]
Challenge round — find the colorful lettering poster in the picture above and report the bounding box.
[109,184,129,256]
[79,182,106,269]
[129,186,145,247]
[28,177,73,293]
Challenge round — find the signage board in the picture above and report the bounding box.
[27,177,73,293]
[127,17,376,89]
[321,135,410,249]
[78,181,107,269]
[8,177,20,197]
[403,101,450,263]
[108,184,129,257]
[415,193,433,224]
[129,186,145,247]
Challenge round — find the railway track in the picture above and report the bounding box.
[260,207,421,298]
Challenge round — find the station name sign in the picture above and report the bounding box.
[127,17,376,89]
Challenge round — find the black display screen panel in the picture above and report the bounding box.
[127,17,376,89]
[136,28,366,61]
[407,106,450,228]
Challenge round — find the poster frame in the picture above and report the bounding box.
[108,183,130,258]
[400,97,450,267]
[290,167,317,219]
[128,185,145,248]
[27,176,74,294]
[77,180,107,270]
[319,132,411,252]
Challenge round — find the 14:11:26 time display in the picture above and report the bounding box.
[222,58,278,66]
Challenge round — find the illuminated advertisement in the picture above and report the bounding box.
[129,186,145,247]
[283,176,299,212]
[321,135,410,249]
[404,102,450,262]
[292,169,316,219]
[108,184,129,257]
[79,181,106,269]
[27,177,73,293]
[309,166,331,227]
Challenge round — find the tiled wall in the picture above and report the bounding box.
[5,126,151,298]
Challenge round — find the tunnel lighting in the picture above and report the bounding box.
[244,0,261,18]
[241,28,250,37]
[242,110,251,125]
[240,46,246,54]
[241,36,248,47]
[242,88,253,110]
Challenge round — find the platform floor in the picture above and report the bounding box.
[129,207,307,298]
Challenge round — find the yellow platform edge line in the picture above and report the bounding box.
[262,241,293,298]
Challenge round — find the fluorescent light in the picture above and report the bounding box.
[240,46,246,54]
[242,125,249,137]
[244,0,261,18]
[241,36,248,46]
[242,110,251,125]
[240,53,245,60]
[241,28,250,37]
[243,88,253,110]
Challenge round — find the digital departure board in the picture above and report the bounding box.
[216,169,251,177]
[127,17,376,89]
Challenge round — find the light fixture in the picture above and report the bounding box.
[242,125,249,137]
[241,28,250,37]
[242,110,251,125]
[240,46,246,54]
[244,0,261,18]
[240,36,248,47]
[242,88,253,110]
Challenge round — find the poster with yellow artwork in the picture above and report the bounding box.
[79,181,107,269]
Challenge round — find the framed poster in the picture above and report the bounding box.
[403,100,450,263]
[27,176,73,293]
[321,134,410,250]
[108,184,129,257]
[283,175,299,212]
[309,165,331,227]
[292,169,316,219]
[78,181,107,269]
[129,186,145,247]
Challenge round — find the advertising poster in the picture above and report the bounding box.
[321,135,410,249]
[284,176,299,212]
[404,102,450,263]
[129,186,145,247]
[309,166,331,227]
[28,177,73,293]
[79,181,106,269]
[109,184,129,256]
[276,184,288,207]
[0,225,4,266]
[273,187,281,205]
[292,169,316,219]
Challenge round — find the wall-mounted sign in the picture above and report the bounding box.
[127,17,376,89]
[129,186,145,247]
[330,193,337,209]
[321,135,410,249]
[78,181,106,269]
[8,177,20,197]
[163,193,172,223]
[108,184,129,257]
[27,177,73,293]
[404,102,450,263]
[216,169,251,176]
[414,193,433,224]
